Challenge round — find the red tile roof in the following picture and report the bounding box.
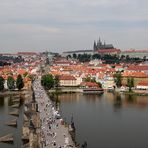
[80,82,99,88]
[96,48,121,54]
[122,49,148,53]
[17,69,27,75]
[127,65,148,71]
[138,81,148,86]
[59,75,76,80]
[122,71,148,78]
[17,52,38,55]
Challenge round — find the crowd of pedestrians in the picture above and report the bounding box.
[33,79,75,148]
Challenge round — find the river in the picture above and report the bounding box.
[1,92,148,148]
[59,92,148,148]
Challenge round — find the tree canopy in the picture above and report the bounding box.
[127,77,134,92]
[0,76,4,91]
[66,53,147,64]
[7,76,15,90]
[54,75,60,88]
[41,74,54,89]
[113,72,122,87]
[16,74,24,90]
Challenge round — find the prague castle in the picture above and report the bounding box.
[93,38,121,55]
[93,38,114,51]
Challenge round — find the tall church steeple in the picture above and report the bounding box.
[93,37,114,50]
[93,41,97,51]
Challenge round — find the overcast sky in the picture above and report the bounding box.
[0,0,148,53]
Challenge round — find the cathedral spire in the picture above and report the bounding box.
[99,37,101,43]
[93,40,97,51]
[104,41,106,46]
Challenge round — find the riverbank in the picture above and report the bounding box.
[48,87,104,95]
[49,87,82,94]
[119,89,148,96]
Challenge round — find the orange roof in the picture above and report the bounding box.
[97,48,121,54]
[17,52,38,55]
[122,71,148,78]
[122,49,148,53]
[17,69,27,75]
[23,77,31,82]
[59,75,76,80]
[80,82,99,88]
[127,65,148,71]
[138,81,148,86]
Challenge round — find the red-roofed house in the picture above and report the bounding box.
[127,65,148,73]
[59,75,78,86]
[122,71,148,86]
[17,69,27,75]
[80,82,99,88]
[137,81,148,90]
[95,48,121,55]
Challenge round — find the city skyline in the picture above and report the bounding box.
[0,0,148,53]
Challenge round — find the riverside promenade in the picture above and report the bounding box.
[33,79,76,148]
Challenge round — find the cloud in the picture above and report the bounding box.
[0,23,60,35]
[0,0,148,52]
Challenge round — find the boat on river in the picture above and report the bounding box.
[80,81,104,94]
[82,88,104,94]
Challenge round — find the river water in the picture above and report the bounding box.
[59,92,148,148]
[0,95,24,148]
[1,92,148,148]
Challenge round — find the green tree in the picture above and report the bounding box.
[7,76,15,90]
[92,54,101,59]
[114,72,122,87]
[41,74,54,89]
[67,55,72,59]
[96,81,102,88]
[0,76,4,91]
[16,74,24,90]
[84,76,91,82]
[126,55,130,61]
[131,77,134,88]
[85,76,97,83]
[54,75,60,88]
[73,53,77,59]
[127,77,134,92]
[143,56,146,61]
[23,72,28,78]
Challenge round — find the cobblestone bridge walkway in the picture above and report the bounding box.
[33,79,75,148]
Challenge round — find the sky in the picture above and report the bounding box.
[0,0,148,53]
